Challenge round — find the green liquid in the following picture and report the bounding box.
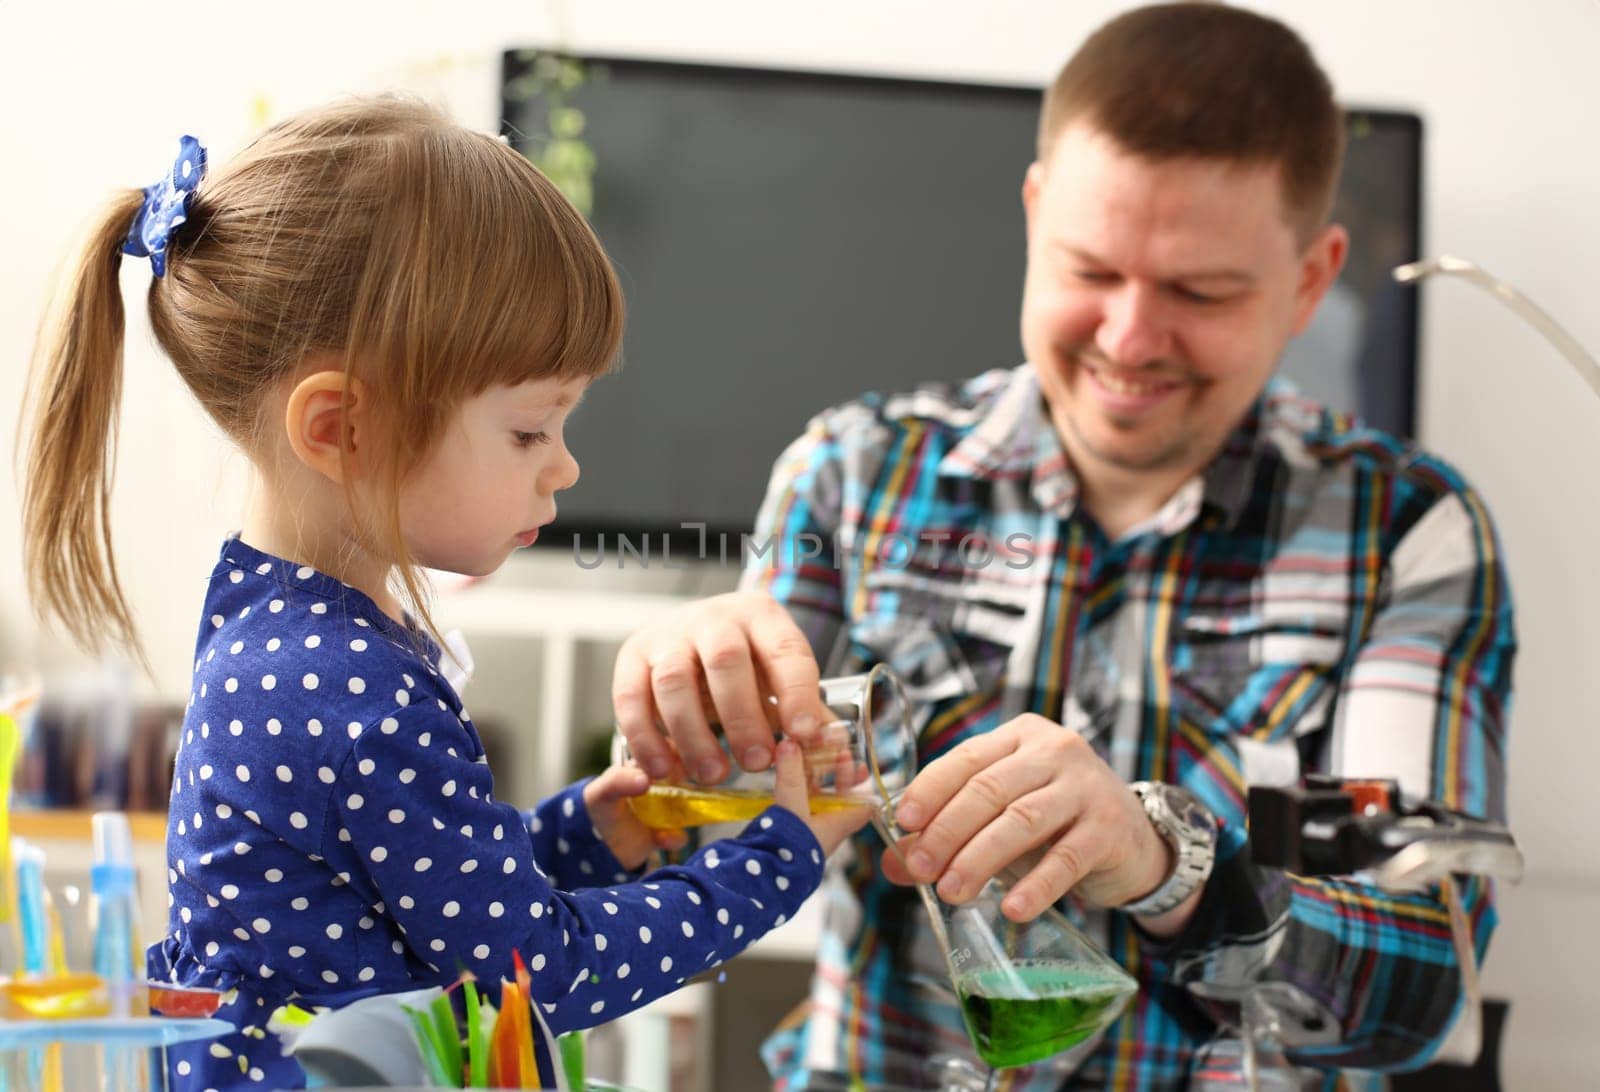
[953,960,1133,1069]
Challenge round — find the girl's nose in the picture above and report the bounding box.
[543,441,580,494]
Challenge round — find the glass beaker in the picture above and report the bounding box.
[613,665,917,829]
[871,801,1138,1079]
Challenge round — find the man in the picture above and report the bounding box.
[614,4,1514,1087]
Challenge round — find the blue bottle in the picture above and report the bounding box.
[90,812,145,1016]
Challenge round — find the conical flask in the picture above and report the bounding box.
[871,804,1138,1071]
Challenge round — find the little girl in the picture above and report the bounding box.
[20,97,865,1089]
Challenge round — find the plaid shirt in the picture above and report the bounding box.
[742,365,1514,1091]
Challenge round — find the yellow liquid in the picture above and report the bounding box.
[627,784,874,829]
[0,973,112,1019]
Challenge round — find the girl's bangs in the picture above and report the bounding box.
[431,141,623,394]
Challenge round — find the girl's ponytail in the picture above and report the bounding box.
[21,188,148,660]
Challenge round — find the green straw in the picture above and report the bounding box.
[402,1002,454,1087]
[430,992,464,1087]
[557,1030,586,1092]
[463,978,489,1088]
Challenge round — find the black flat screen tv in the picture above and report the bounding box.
[501,54,1422,551]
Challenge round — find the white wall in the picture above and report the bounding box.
[2,2,1596,1085]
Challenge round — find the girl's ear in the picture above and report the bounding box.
[285,369,370,483]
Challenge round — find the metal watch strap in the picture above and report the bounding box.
[1120,780,1217,917]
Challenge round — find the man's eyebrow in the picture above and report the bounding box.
[1056,243,1256,284]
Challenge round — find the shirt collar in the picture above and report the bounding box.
[937,364,1045,480]
[927,366,1066,514]
[937,363,1270,532]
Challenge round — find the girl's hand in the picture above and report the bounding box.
[583,765,689,870]
[769,739,872,857]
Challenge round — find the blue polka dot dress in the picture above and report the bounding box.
[149,538,824,1090]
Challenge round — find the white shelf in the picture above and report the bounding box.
[436,582,701,799]
[436,582,701,640]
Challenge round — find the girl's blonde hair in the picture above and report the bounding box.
[23,96,623,659]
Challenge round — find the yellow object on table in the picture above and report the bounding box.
[0,711,20,929]
[0,973,110,1020]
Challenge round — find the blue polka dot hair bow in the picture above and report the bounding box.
[121,135,207,277]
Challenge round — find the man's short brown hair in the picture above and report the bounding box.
[1040,2,1345,241]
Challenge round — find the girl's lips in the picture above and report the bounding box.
[516,529,540,548]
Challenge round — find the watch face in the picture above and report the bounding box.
[1167,789,1218,837]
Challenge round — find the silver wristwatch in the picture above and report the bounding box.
[1120,781,1218,917]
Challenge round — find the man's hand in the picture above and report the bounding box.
[612,590,834,784]
[583,765,689,870]
[881,714,1188,928]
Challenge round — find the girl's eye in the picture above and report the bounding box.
[513,431,551,448]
